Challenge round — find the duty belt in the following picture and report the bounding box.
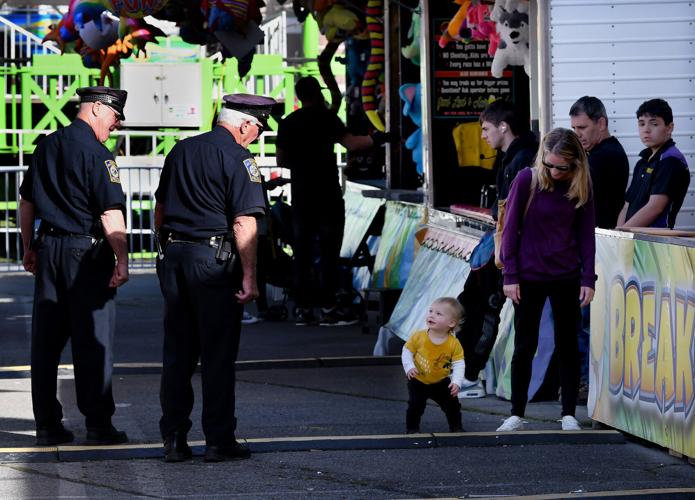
[168,233,224,249]
[40,223,93,239]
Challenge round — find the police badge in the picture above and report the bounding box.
[243,158,262,183]
[105,160,121,184]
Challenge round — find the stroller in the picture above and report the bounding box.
[257,177,294,321]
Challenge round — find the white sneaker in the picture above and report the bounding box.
[561,415,581,431]
[242,312,261,325]
[458,378,486,399]
[496,415,524,432]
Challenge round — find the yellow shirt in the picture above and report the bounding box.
[404,330,464,384]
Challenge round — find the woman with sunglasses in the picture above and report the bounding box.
[496,128,596,432]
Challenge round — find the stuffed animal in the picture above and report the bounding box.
[401,9,420,65]
[399,83,423,175]
[361,0,385,132]
[490,1,530,77]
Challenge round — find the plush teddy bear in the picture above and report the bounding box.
[490,0,530,77]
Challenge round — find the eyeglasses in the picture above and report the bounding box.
[542,156,573,172]
[248,119,264,134]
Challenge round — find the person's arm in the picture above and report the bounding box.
[616,201,629,227]
[621,194,670,228]
[101,208,129,288]
[450,360,465,389]
[233,214,258,304]
[501,169,532,303]
[339,132,374,152]
[577,201,597,307]
[401,346,418,379]
[19,199,37,275]
[154,202,165,231]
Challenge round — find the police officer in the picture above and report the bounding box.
[19,86,130,446]
[154,93,274,462]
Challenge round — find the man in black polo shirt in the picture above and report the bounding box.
[276,76,386,327]
[570,96,630,387]
[618,98,690,229]
[570,96,629,229]
[154,93,274,462]
[19,86,130,446]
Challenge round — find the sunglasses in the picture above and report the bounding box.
[542,157,573,172]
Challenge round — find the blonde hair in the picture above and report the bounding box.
[432,297,464,325]
[534,128,592,208]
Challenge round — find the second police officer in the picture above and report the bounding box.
[154,93,276,462]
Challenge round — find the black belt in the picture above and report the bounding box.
[40,224,93,239]
[168,233,224,248]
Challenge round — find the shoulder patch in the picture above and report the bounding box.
[243,158,262,183]
[105,160,120,184]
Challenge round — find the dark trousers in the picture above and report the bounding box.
[31,234,116,429]
[406,378,462,431]
[292,201,345,309]
[457,258,505,381]
[157,242,243,445]
[511,278,581,418]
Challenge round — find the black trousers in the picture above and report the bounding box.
[457,258,505,381]
[31,234,116,429]
[157,242,243,445]
[406,378,462,431]
[511,278,581,418]
[291,201,345,309]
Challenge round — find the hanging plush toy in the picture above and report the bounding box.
[401,8,420,66]
[361,0,385,132]
[490,0,530,77]
[438,0,470,48]
[399,83,423,175]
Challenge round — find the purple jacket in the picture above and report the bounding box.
[501,168,596,288]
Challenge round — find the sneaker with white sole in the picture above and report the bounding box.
[561,415,581,430]
[241,312,261,325]
[458,378,486,399]
[496,415,524,432]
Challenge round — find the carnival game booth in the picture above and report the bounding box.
[589,229,695,460]
[366,0,695,451]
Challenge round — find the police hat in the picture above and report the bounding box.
[222,94,277,129]
[76,86,128,121]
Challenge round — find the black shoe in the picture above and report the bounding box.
[36,425,74,446]
[85,425,128,445]
[405,428,420,435]
[449,426,464,433]
[204,441,251,462]
[319,307,358,326]
[295,308,316,326]
[163,432,192,463]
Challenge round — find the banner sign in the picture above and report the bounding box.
[589,234,695,458]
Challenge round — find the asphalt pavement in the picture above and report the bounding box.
[0,271,694,499]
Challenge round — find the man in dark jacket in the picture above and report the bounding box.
[457,100,538,398]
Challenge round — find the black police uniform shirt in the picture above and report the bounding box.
[155,126,266,238]
[275,105,348,209]
[587,136,629,229]
[625,139,690,228]
[19,119,125,234]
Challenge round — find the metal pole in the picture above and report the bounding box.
[419,0,434,208]
[537,0,553,135]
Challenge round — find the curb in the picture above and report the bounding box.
[0,356,402,379]
[0,430,625,463]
